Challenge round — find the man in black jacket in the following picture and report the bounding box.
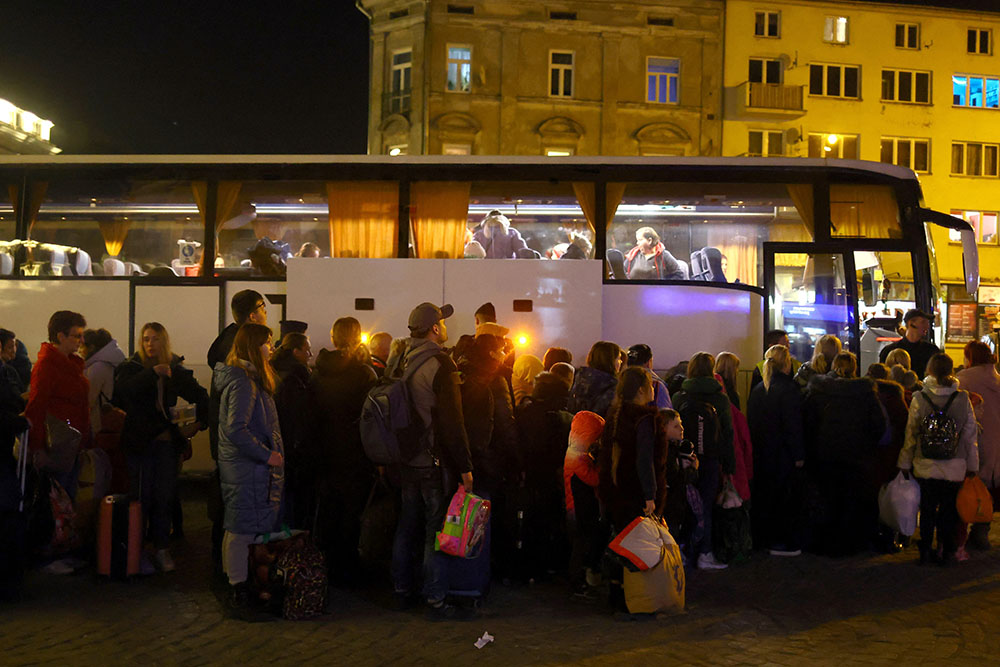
[878,309,940,378]
[391,302,473,619]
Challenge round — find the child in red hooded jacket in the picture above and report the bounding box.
[565,410,605,595]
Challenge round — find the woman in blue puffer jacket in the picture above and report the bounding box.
[214,323,284,618]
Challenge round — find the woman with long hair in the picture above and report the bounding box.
[714,351,742,410]
[957,341,1000,550]
[794,334,842,389]
[214,323,284,617]
[271,332,314,529]
[114,322,209,573]
[567,341,622,418]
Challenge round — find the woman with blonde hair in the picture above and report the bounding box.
[214,323,284,618]
[794,335,842,388]
[114,322,209,574]
[747,344,805,556]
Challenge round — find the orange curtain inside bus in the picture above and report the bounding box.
[410,182,471,259]
[98,219,130,256]
[192,181,242,233]
[327,181,398,258]
[707,225,757,285]
[12,182,48,238]
[830,185,902,238]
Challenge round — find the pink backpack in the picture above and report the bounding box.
[435,486,491,558]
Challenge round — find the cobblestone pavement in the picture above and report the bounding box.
[3,477,1000,666]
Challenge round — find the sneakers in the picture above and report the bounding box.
[768,547,802,557]
[154,549,176,573]
[42,559,76,575]
[425,601,470,622]
[696,553,728,570]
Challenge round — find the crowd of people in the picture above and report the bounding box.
[1,298,998,621]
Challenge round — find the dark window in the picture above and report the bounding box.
[881,70,895,100]
[969,29,978,53]
[550,11,577,20]
[899,71,912,101]
[768,13,779,37]
[914,141,929,172]
[550,69,560,96]
[908,25,918,47]
[915,72,930,103]
[755,12,766,36]
[749,59,763,83]
[827,66,841,96]
[810,65,823,94]
[447,4,475,14]
[880,139,894,164]
[844,67,858,98]
[896,141,910,168]
[564,69,572,96]
[981,30,991,54]
[766,60,781,82]
[389,8,408,19]
[648,16,674,26]
[748,131,763,156]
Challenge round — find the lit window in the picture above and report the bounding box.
[749,57,782,84]
[755,11,780,38]
[646,57,680,104]
[895,23,919,49]
[881,69,931,104]
[968,28,992,55]
[442,143,471,155]
[880,137,930,172]
[748,130,783,156]
[390,50,412,114]
[950,210,998,244]
[388,144,408,156]
[951,141,999,177]
[824,16,849,44]
[545,148,574,156]
[807,133,859,159]
[446,45,472,92]
[952,74,1000,108]
[550,51,574,97]
[809,64,860,98]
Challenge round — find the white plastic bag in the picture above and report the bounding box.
[878,471,921,536]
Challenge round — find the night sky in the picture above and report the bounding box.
[0,2,369,154]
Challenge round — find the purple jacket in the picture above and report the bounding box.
[472,225,528,259]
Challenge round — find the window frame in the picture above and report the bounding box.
[823,16,850,44]
[952,73,1000,109]
[894,22,919,49]
[749,57,782,84]
[949,209,999,245]
[808,63,861,99]
[445,44,472,93]
[951,141,1000,177]
[880,137,930,173]
[549,50,575,98]
[880,68,931,104]
[754,10,780,38]
[968,28,992,55]
[646,56,680,104]
[389,48,413,114]
[807,132,859,159]
[747,129,784,157]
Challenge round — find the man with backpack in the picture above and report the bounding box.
[389,302,473,619]
[672,352,735,570]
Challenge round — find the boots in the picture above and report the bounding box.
[226,582,274,622]
[969,523,991,551]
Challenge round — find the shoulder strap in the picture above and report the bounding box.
[942,390,960,413]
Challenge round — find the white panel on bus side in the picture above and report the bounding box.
[601,284,764,373]
[443,259,604,364]
[0,280,130,358]
[286,258,446,351]
[134,284,220,474]
[224,281,287,331]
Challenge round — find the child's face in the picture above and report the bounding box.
[664,417,684,441]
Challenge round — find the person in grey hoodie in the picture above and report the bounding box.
[82,328,126,432]
[898,353,979,566]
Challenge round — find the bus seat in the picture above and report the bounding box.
[606,248,626,279]
[0,252,12,275]
[124,262,143,276]
[690,247,726,282]
[675,258,690,279]
[74,249,93,276]
[104,258,126,276]
[49,248,67,275]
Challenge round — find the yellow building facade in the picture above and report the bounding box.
[723,0,1000,360]
[359,0,724,157]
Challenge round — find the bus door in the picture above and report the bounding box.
[763,243,858,364]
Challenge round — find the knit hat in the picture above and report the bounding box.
[568,411,605,452]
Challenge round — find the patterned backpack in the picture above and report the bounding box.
[274,536,328,620]
[917,391,961,460]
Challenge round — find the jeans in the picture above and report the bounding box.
[696,457,721,555]
[128,439,179,550]
[391,465,448,604]
[917,477,961,556]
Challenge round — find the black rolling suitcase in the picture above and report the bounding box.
[445,490,492,604]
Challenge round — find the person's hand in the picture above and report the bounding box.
[179,422,200,438]
[794,460,805,468]
[153,364,172,378]
[461,471,474,493]
[643,499,656,516]
[966,471,978,479]
[267,450,283,467]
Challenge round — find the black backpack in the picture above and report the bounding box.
[917,391,961,460]
[676,395,721,457]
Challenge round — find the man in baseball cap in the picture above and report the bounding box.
[408,302,454,336]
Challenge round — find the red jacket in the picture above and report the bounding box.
[25,343,91,451]
[564,452,599,513]
[729,404,753,501]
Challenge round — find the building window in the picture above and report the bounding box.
[807,133,859,159]
[446,45,472,92]
[951,141,1000,177]
[550,51,574,97]
[748,130,783,156]
[880,69,931,104]
[953,74,1000,108]
[390,50,412,114]
[968,28,992,55]
[824,16,849,44]
[749,57,782,83]
[755,11,780,38]
[442,143,471,155]
[545,147,575,156]
[880,137,930,172]
[647,57,680,104]
[809,64,860,98]
[387,144,408,156]
[895,23,919,49]
[949,210,999,244]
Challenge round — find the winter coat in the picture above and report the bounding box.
[599,402,665,529]
[803,374,885,467]
[459,353,517,486]
[730,405,753,500]
[873,380,909,486]
[24,343,90,452]
[567,366,617,418]
[750,357,802,392]
[673,375,736,473]
[515,374,573,489]
[214,362,284,534]
[793,361,823,390]
[472,223,528,259]
[957,364,1000,488]
[310,348,378,487]
[271,348,314,477]
[747,371,803,480]
[0,363,28,471]
[207,322,240,460]
[84,339,126,432]
[564,410,605,514]
[898,377,978,482]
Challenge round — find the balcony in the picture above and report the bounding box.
[382,89,412,117]
[739,82,805,116]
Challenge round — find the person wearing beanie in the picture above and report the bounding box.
[564,410,605,596]
[512,354,544,408]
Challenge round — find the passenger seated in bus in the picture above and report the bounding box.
[472,210,528,259]
[623,226,686,280]
[296,242,320,258]
[560,233,592,260]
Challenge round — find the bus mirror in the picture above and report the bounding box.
[961,228,980,295]
[861,269,876,307]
